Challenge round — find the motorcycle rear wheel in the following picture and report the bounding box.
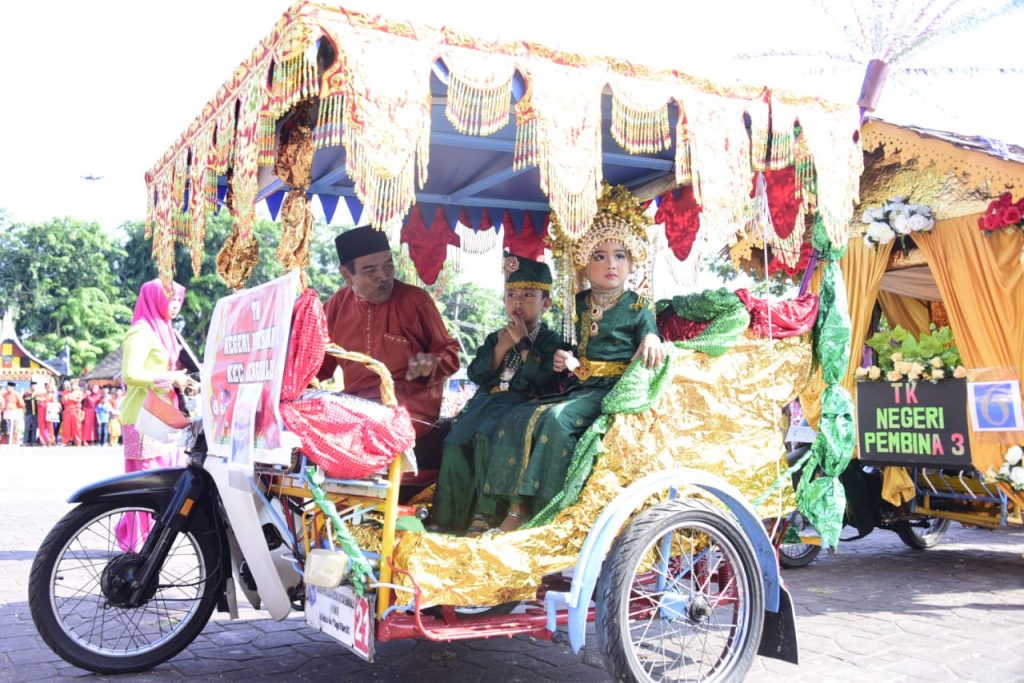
[29,501,220,673]
[895,516,950,550]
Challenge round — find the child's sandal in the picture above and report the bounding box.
[465,514,497,537]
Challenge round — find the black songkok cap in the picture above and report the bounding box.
[334,225,391,266]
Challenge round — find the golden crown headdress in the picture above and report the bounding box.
[547,183,653,343]
[548,183,650,268]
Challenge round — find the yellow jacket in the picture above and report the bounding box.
[120,323,175,425]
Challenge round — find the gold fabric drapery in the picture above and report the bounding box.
[914,215,1024,477]
[878,291,931,336]
[394,337,813,607]
[800,236,894,429]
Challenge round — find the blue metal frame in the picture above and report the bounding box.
[544,467,780,653]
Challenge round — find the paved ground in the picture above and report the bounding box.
[2,445,1023,682]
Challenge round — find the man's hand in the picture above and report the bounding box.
[406,352,439,380]
[632,334,665,369]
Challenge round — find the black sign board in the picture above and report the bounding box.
[856,378,971,468]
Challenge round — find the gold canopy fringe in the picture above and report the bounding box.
[216,221,260,290]
[257,115,277,167]
[230,68,269,243]
[188,129,213,276]
[674,109,692,186]
[455,222,498,254]
[314,93,344,149]
[210,105,236,176]
[513,91,538,170]
[445,72,512,137]
[170,150,189,243]
[269,52,320,118]
[610,98,670,154]
[792,104,862,249]
[343,136,421,232]
[749,96,770,173]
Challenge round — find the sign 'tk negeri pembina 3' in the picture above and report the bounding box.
[857,378,971,468]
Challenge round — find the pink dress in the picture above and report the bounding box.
[82,390,102,443]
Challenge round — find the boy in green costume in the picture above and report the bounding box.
[430,254,561,532]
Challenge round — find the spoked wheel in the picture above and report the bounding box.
[28,502,220,674]
[598,497,765,683]
[778,539,821,569]
[596,499,765,683]
[765,516,821,569]
[895,516,950,550]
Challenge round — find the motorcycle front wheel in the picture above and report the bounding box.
[28,501,220,674]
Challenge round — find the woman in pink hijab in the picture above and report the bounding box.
[116,279,192,551]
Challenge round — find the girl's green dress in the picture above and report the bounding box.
[479,290,656,515]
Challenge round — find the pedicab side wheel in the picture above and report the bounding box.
[595,499,765,683]
[895,516,951,550]
[28,501,220,674]
[778,540,821,569]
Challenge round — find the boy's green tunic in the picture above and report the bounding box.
[480,290,657,514]
[431,323,560,529]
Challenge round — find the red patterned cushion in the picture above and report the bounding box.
[279,289,415,479]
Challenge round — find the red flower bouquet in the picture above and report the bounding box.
[978,193,1024,233]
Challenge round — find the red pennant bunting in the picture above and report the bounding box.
[502,210,547,260]
[401,205,461,285]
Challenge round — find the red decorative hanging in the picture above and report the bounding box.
[763,166,800,239]
[767,240,813,277]
[502,211,548,261]
[655,186,701,261]
[400,205,461,285]
[735,288,819,338]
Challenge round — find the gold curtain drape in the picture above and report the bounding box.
[800,236,894,429]
[914,215,1024,475]
[878,291,931,336]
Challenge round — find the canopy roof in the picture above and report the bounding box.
[146,1,864,287]
[0,310,60,381]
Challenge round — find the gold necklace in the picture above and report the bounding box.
[587,286,624,335]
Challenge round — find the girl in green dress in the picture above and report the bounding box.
[430,255,561,532]
[479,210,664,532]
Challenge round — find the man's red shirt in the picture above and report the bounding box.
[319,280,460,437]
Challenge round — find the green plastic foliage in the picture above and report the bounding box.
[657,289,751,357]
[865,324,961,372]
[795,243,854,549]
[814,260,851,385]
[306,466,375,595]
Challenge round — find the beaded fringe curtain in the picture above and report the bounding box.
[145,4,865,292]
[442,48,516,137]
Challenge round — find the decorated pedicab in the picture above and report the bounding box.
[27,2,870,680]
[781,120,1024,558]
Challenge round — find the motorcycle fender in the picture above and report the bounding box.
[68,468,188,506]
[758,584,799,664]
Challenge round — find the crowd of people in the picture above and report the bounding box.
[1,380,124,447]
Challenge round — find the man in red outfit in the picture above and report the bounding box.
[318,226,461,468]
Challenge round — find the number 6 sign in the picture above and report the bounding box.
[967,380,1024,432]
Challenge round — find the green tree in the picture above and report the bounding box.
[0,218,131,372]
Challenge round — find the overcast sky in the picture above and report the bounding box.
[1,0,1021,235]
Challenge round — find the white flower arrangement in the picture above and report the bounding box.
[861,196,935,249]
[855,355,965,385]
[986,445,1024,491]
